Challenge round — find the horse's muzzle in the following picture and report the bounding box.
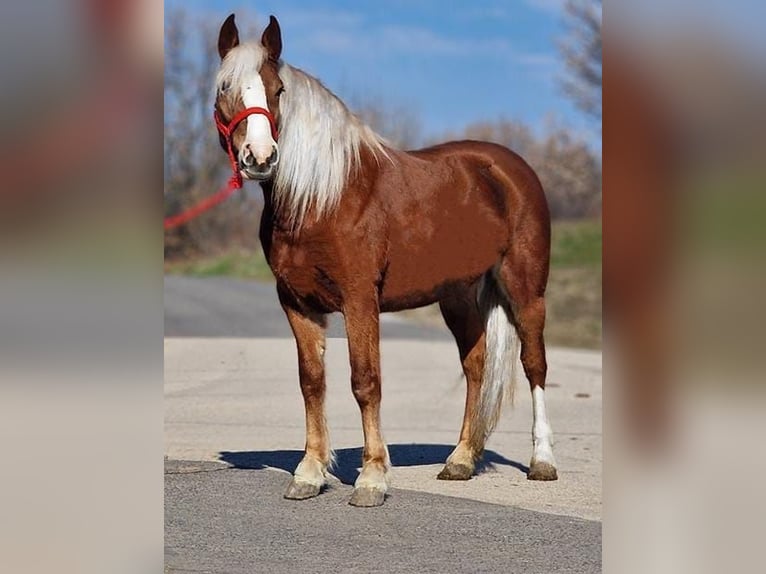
[239,147,278,181]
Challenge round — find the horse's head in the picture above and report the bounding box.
[215,14,284,182]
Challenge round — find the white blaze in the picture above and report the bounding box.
[240,71,276,163]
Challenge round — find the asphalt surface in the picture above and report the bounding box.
[166,460,601,574]
[165,275,451,340]
[164,275,602,573]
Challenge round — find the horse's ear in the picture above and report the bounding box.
[261,15,282,61]
[218,14,239,60]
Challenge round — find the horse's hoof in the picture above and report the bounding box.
[348,487,385,507]
[284,479,322,500]
[437,462,474,481]
[527,461,558,481]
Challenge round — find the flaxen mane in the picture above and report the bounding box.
[216,42,388,227]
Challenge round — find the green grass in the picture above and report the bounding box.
[550,219,602,267]
[165,218,603,348]
[165,248,274,281]
[547,219,602,348]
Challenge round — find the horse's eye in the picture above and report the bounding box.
[220,81,230,93]
[276,87,285,98]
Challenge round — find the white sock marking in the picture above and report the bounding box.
[532,386,557,466]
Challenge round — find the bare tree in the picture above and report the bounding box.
[164,8,263,258]
[352,99,423,150]
[534,123,602,217]
[560,0,602,123]
[461,119,536,154]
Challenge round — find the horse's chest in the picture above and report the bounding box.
[268,241,342,312]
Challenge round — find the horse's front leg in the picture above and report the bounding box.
[343,294,390,507]
[280,297,331,500]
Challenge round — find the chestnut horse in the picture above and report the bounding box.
[214,14,558,507]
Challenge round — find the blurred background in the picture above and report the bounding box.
[0,1,163,573]
[605,2,766,573]
[163,0,604,349]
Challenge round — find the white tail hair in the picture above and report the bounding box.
[470,270,522,451]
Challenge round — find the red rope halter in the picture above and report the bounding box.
[163,107,278,231]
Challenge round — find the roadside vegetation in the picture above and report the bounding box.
[546,219,602,348]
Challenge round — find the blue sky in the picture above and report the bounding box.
[166,0,599,149]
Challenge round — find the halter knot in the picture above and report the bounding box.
[214,107,279,186]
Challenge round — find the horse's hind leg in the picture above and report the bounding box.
[437,287,486,480]
[496,238,558,481]
[279,291,333,499]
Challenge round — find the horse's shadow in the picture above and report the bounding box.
[219,443,529,485]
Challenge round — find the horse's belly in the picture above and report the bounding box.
[379,289,442,313]
[379,193,507,310]
[379,248,497,311]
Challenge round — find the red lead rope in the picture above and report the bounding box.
[162,174,242,231]
[163,107,278,231]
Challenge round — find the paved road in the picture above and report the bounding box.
[164,276,602,573]
[166,460,600,574]
[165,275,451,340]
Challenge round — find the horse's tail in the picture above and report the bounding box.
[470,269,522,452]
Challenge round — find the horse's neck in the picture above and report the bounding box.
[262,110,388,233]
[259,181,283,224]
[259,180,312,234]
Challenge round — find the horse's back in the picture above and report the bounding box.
[404,139,549,222]
[371,139,548,310]
[410,139,526,166]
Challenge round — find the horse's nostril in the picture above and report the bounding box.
[255,150,278,169]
